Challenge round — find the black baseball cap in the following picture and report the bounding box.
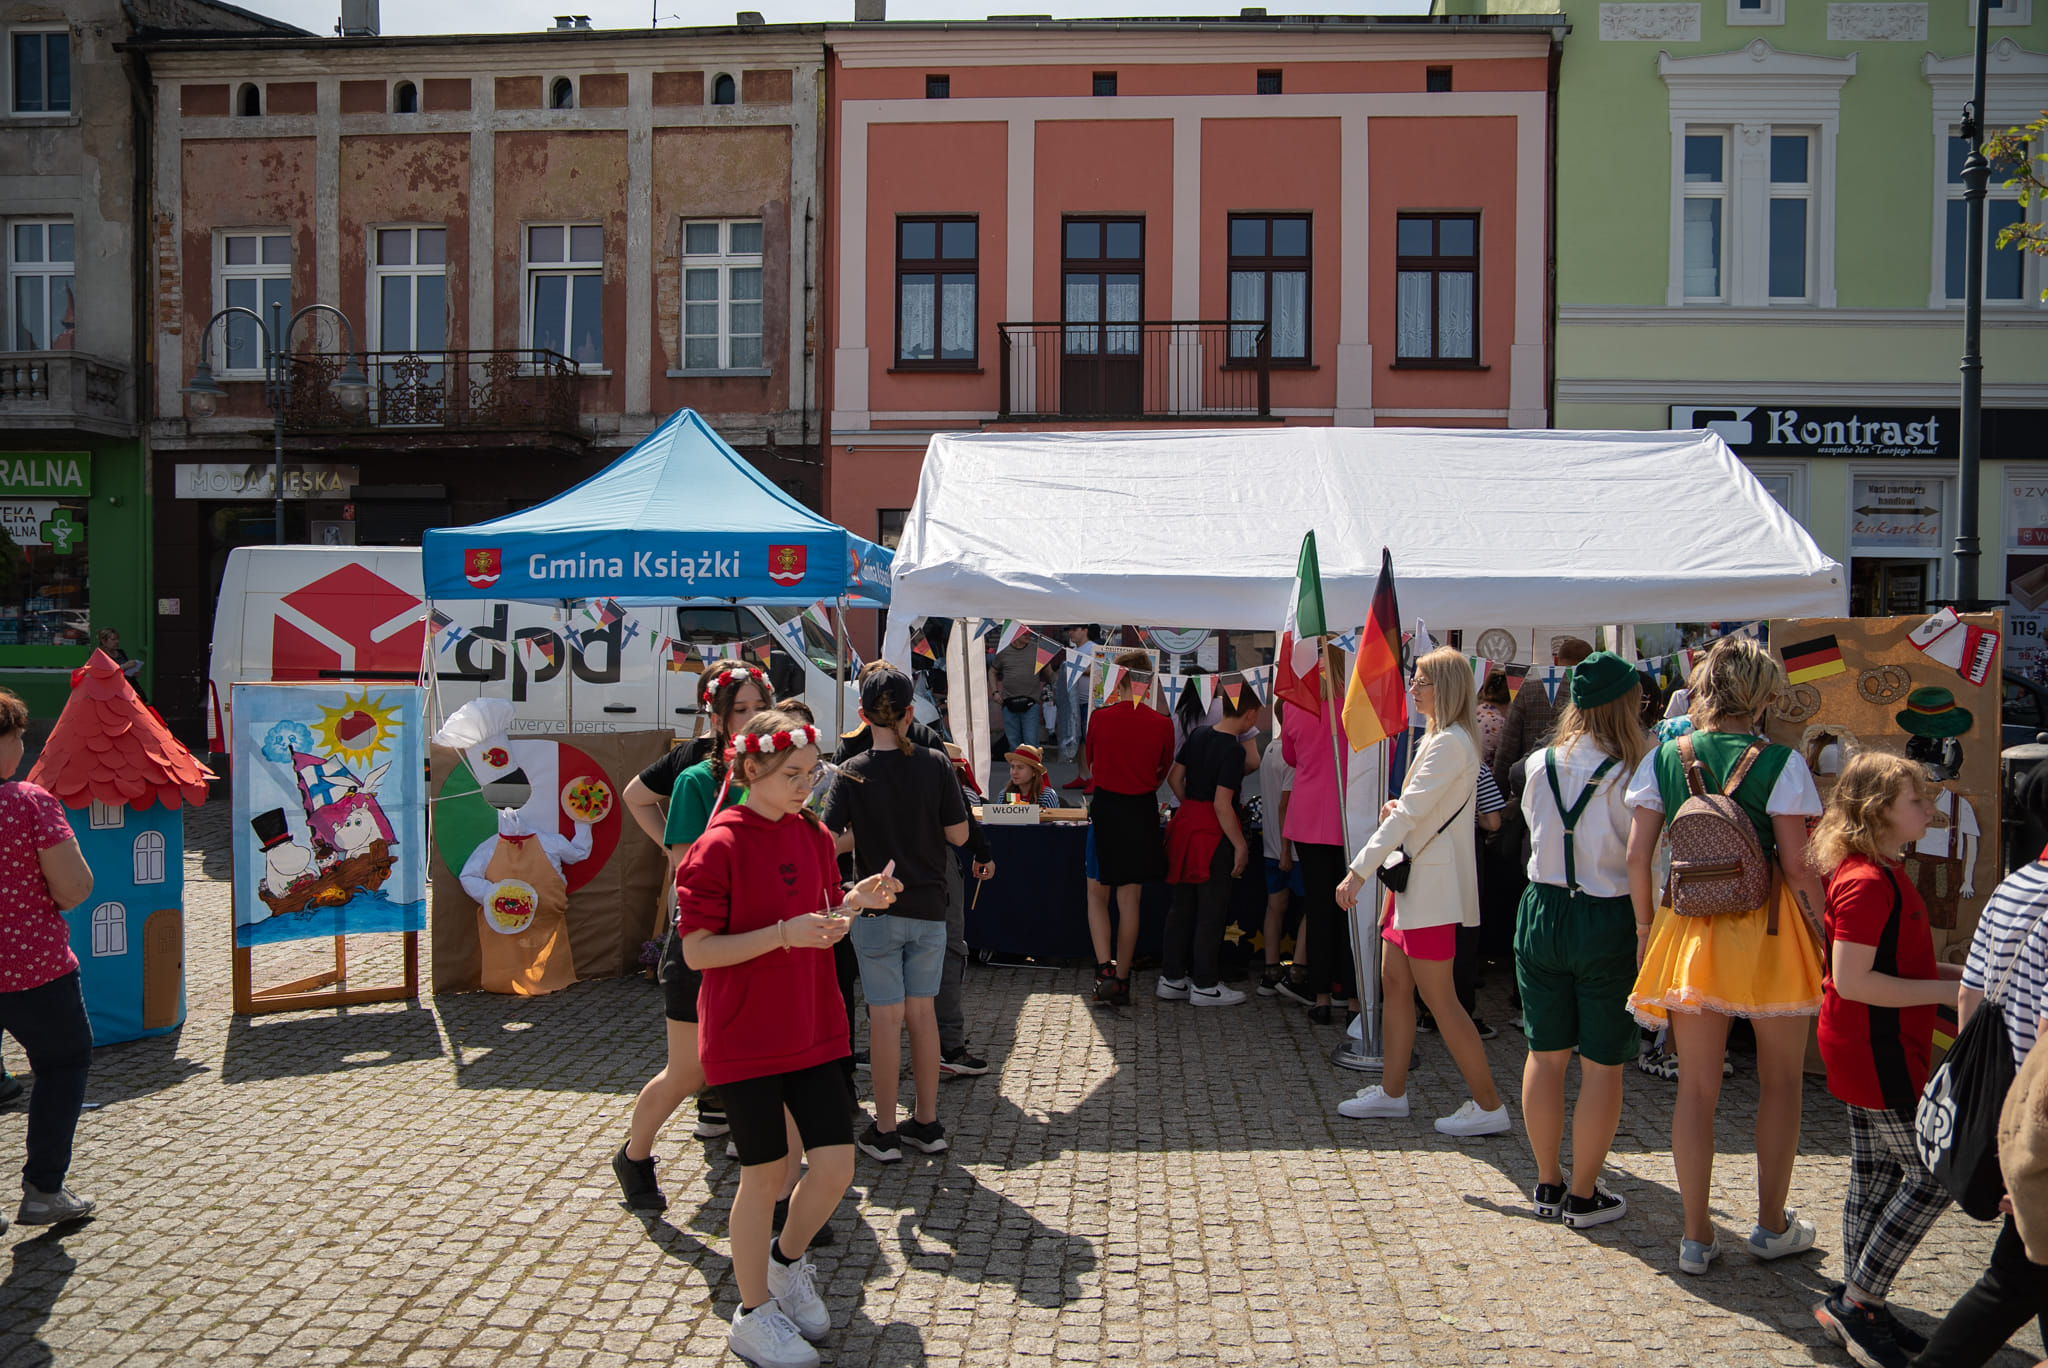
[860,666,914,717]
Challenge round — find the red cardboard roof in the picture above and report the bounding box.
[27,651,212,810]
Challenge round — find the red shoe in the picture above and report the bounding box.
[1061,777,1089,791]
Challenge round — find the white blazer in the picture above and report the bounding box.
[1349,725,1481,931]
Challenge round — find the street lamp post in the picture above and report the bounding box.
[181,302,369,544]
[1955,0,1994,608]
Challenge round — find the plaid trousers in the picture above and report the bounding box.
[1842,1104,1953,1300]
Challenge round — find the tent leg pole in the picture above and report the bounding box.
[1323,640,1383,1074]
[834,598,847,741]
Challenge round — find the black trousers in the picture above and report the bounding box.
[1914,1215,2048,1368]
[0,971,92,1193]
[1298,842,1355,1002]
[1164,841,1235,990]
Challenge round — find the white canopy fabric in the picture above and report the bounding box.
[881,426,1845,660]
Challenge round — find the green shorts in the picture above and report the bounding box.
[1514,881,1640,1067]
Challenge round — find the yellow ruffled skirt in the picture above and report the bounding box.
[1628,883,1824,1026]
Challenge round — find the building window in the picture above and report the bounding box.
[549,76,574,109]
[681,219,764,370]
[1093,71,1117,97]
[1970,0,2032,25]
[1227,215,1309,362]
[393,80,417,114]
[1394,213,1478,363]
[1767,133,1811,300]
[711,73,736,105]
[525,224,602,366]
[133,830,165,885]
[877,508,908,550]
[10,30,69,114]
[216,232,291,375]
[237,82,261,117]
[88,800,123,830]
[1728,0,1785,24]
[925,74,949,99]
[374,226,448,354]
[1944,135,2028,303]
[895,217,977,366]
[1425,66,1452,93]
[8,220,74,351]
[1257,69,1282,95]
[90,902,126,958]
[1682,132,1727,302]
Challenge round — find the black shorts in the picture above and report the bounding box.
[718,1061,855,1167]
[657,929,701,1024]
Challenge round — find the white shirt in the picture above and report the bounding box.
[459,824,593,903]
[1624,745,1822,818]
[1257,736,1294,862]
[1522,742,1635,899]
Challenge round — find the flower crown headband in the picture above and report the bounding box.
[730,724,822,755]
[701,661,769,705]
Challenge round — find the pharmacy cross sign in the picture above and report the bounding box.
[39,508,81,555]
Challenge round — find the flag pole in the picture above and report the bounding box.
[1324,638,1384,1072]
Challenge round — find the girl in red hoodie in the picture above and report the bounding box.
[677,710,901,1368]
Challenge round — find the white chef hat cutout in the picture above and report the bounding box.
[496,807,533,838]
[433,698,521,787]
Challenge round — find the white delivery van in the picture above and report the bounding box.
[206,546,860,753]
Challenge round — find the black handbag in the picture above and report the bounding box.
[1375,798,1469,895]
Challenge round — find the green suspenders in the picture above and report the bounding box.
[1545,750,1619,895]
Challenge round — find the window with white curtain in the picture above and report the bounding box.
[681,218,764,370]
[525,223,602,366]
[1393,213,1477,364]
[8,219,74,352]
[1683,132,1728,302]
[896,216,977,365]
[1226,215,1310,362]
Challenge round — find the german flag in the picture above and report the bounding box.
[1782,633,1847,685]
[1342,549,1408,751]
[1503,663,1528,696]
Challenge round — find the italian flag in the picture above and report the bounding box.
[1342,549,1408,751]
[1274,531,1328,716]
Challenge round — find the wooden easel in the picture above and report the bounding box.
[233,932,419,1015]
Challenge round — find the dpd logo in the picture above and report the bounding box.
[272,564,428,684]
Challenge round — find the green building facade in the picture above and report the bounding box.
[1441,0,2048,671]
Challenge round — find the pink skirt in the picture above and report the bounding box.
[1380,892,1456,963]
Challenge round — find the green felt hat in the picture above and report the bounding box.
[1569,651,1639,710]
[1896,686,1974,738]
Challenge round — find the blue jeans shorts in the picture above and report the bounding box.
[1263,855,1306,897]
[849,914,948,1006]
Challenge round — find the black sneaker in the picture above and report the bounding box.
[1257,965,1287,997]
[1815,1294,1909,1368]
[939,1045,989,1077]
[898,1117,949,1153]
[1531,1181,1567,1219]
[772,1198,836,1246]
[1109,977,1131,1007]
[611,1145,666,1211]
[1091,964,1119,1008]
[1417,1007,1438,1033]
[1275,974,1314,1006]
[1472,1017,1498,1041]
[1562,1183,1627,1230]
[856,1122,901,1163]
[853,1050,871,1072]
[693,1105,730,1139]
[1878,1307,1926,1356]
[1306,1003,1334,1025]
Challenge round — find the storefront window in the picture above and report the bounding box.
[1848,473,1947,618]
[0,498,88,646]
[2005,469,2048,683]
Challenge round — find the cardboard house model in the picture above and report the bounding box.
[26,650,212,1043]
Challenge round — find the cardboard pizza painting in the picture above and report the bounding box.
[1766,613,2001,951]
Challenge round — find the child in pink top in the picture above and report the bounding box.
[1281,660,1354,1020]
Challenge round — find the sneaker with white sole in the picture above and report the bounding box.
[1562,1182,1627,1229]
[728,1301,819,1368]
[1189,984,1246,1007]
[1337,1085,1410,1119]
[1155,976,1191,1001]
[855,1122,902,1163]
[1678,1235,1721,1275]
[693,1106,731,1140]
[1749,1209,1819,1261]
[1434,1101,1512,1137]
[1531,1180,1568,1220]
[897,1116,948,1153]
[15,1184,93,1226]
[766,1252,831,1342]
[1815,1294,1910,1368]
[1275,975,1314,1007]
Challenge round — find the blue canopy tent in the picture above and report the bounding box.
[422,408,891,733]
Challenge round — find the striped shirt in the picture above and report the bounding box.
[1961,861,2048,1069]
[1476,765,1507,816]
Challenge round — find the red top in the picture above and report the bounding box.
[26,650,211,811]
[673,804,850,1086]
[0,781,86,992]
[1819,854,1938,1112]
[1085,700,1174,797]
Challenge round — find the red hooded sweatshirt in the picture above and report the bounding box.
[673,804,850,1086]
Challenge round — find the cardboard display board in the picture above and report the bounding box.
[1766,614,2002,957]
[429,730,671,994]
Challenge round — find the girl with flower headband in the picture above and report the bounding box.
[675,708,901,1366]
[612,659,772,1216]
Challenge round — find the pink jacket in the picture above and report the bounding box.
[1281,702,1347,848]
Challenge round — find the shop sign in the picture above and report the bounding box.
[0,454,91,498]
[1673,405,2047,460]
[1850,476,1943,551]
[173,463,359,500]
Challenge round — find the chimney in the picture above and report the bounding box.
[737,9,765,26]
[575,15,592,27]
[854,0,884,19]
[338,0,380,36]
[554,14,575,27]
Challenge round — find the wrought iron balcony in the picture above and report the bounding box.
[282,349,583,437]
[0,351,135,437]
[996,321,1270,422]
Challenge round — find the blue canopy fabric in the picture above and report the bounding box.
[422,410,891,607]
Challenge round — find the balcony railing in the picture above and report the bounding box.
[0,352,134,435]
[996,321,1270,422]
[283,348,582,436]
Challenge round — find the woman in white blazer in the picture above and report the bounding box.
[1336,646,1509,1137]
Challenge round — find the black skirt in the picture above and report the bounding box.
[1090,787,1165,887]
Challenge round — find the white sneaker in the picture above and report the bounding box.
[1338,1085,1410,1119]
[1748,1209,1819,1261]
[728,1301,819,1368]
[1155,976,1191,1001]
[1434,1100,1512,1137]
[1189,984,1246,1007]
[765,1251,830,1342]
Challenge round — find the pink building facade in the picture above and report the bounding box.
[823,18,1564,551]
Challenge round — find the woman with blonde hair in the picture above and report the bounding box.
[1336,647,1508,1136]
[1625,635,1828,1276]
[1513,653,1652,1227]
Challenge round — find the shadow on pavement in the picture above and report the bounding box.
[0,1228,79,1367]
[81,1026,211,1106]
[219,1003,445,1083]
[431,978,664,1092]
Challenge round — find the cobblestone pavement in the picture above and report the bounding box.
[0,799,2039,1367]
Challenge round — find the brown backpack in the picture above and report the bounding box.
[1665,735,1780,928]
